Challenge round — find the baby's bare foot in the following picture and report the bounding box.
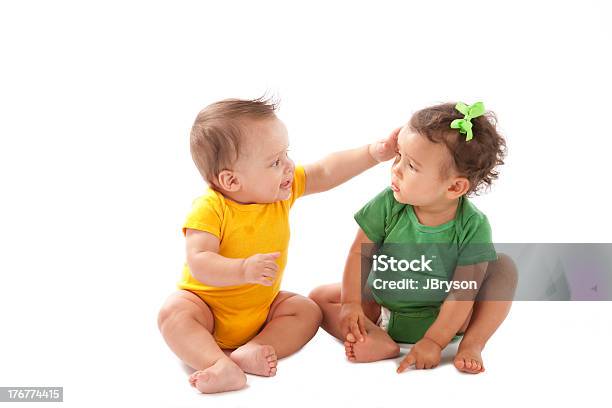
[230,344,277,377]
[349,329,399,363]
[454,342,485,374]
[189,357,246,394]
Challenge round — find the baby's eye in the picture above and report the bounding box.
[272,159,281,167]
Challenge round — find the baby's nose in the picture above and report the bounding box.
[392,163,402,177]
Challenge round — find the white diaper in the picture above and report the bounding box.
[376,306,391,331]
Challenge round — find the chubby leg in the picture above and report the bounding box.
[230,291,322,376]
[309,283,399,362]
[157,290,246,393]
[454,254,518,374]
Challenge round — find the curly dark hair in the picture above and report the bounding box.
[408,102,507,196]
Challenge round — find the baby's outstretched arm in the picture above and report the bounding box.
[303,128,399,196]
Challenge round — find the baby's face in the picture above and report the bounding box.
[391,127,457,206]
[231,117,295,204]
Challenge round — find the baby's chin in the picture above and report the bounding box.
[392,190,412,205]
[277,189,292,202]
[257,188,291,203]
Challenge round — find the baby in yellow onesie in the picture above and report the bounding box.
[157,96,399,394]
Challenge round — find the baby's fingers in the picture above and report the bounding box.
[415,358,425,370]
[257,271,275,286]
[340,318,352,341]
[262,252,281,260]
[257,277,274,286]
[263,261,279,271]
[263,265,278,276]
[350,321,364,343]
[257,270,275,284]
[390,126,401,139]
[397,353,416,373]
[357,315,367,341]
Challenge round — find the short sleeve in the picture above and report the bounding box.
[288,165,307,208]
[182,190,224,239]
[456,214,498,266]
[353,188,394,244]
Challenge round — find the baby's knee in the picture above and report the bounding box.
[483,254,518,301]
[157,296,198,332]
[495,253,519,289]
[157,303,175,331]
[308,285,325,305]
[308,283,338,306]
[299,296,323,325]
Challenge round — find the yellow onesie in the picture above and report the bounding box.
[178,165,306,349]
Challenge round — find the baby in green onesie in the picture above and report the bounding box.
[310,102,518,374]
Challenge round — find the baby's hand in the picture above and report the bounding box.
[397,337,442,372]
[339,303,367,342]
[241,252,280,286]
[368,127,401,163]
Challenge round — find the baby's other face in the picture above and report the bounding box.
[232,117,295,204]
[391,127,456,206]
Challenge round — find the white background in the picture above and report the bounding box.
[1,1,611,407]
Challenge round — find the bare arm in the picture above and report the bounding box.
[423,262,489,348]
[341,228,376,304]
[303,128,400,196]
[339,228,377,341]
[185,228,280,287]
[303,145,377,196]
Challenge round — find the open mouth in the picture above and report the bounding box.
[280,179,292,189]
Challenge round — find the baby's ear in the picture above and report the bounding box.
[217,170,240,192]
[447,177,470,198]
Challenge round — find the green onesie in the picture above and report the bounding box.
[354,188,497,344]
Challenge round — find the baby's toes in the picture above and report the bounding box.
[188,371,206,387]
[453,357,466,370]
[344,345,355,360]
[188,373,197,387]
[466,360,481,373]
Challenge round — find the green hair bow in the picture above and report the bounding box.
[450,101,485,142]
